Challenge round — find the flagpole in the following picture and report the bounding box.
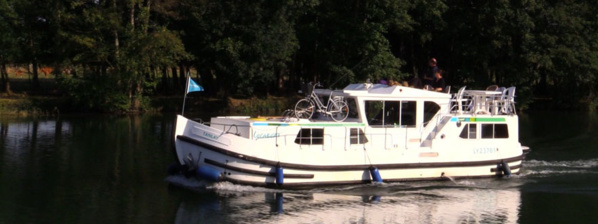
[182,72,190,116]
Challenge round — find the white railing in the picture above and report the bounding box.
[450,86,516,115]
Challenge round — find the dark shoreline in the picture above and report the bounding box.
[0,95,300,117]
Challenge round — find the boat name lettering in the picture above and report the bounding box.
[253,131,280,140]
[473,147,497,154]
[203,131,220,140]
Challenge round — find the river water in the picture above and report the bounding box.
[1,111,597,224]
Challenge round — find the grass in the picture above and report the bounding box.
[0,95,63,116]
[0,68,63,116]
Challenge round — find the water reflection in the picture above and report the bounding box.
[172,181,522,224]
[0,115,178,224]
[0,119,70,165]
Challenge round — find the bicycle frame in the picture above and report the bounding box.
[306,83,338,114]
[294,82,349,121]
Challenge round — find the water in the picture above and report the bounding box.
[1,111,598,223]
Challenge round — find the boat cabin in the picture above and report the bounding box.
[203,83,518,153]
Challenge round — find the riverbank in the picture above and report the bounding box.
[0,93,299,117]
[1,74,300,117]
[0,94,64,116]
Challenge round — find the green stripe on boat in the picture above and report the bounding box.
[450,117,506,122]
[253,122,366,127]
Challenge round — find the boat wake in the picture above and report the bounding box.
[165,175,214,191]
[521,158,598,176]
[207,181,280,193]
[165,175,280,193]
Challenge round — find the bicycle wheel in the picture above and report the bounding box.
[295,99,315,119]
[281,109,295,118]
[328,100,349,122]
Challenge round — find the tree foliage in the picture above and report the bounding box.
[1,0,598,111]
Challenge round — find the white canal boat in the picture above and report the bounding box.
[172,83,528,188]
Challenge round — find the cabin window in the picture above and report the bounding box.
[495,124,509,138]
[384,101,401,125]
[459,123,477,139]
[423,101,440,127]
[365,100,416,127]
[365,101,384,125]
[481,124,509,139]
[350,128,368,144]
[401,101,417,127]
[295,128,324,145]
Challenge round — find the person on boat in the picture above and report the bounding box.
[381,77,402,86]
[422,58,438,86]
[388,77,401,86]
[379,78,388,85]
[432,69,446,92]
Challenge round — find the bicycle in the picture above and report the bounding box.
[294,82,349,122]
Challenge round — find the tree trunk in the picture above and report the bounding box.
[539,70,547,95]
[129,80,143,112]
[114,31,120,62]
[161,67,168,94]
[129,1,135,28]
[200,67,214,96]
[179,63,186,90]
[31,59,41,90]
[113,0,120,64]
[409,36,418,78]
[0,59,12,94]
[144,0,150,34]
[171,67,179,91]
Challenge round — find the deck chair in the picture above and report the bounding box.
[501,87,516,114]
[490,87,507,114]
[450,86,468,114]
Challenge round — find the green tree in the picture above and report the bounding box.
[524,0,598,108]
[0,0,19,94]
[439,0,530,86]
[56,0,189,112]
[180,0,303,97]
[397,0,447,77]
[296,0,412,88]
[10,0,55,90]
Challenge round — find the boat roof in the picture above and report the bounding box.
[211,116,364,127]
[313,83,451,99]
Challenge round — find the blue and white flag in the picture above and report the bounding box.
[186,76,204,94]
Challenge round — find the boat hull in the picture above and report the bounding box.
[173,115,523,189]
